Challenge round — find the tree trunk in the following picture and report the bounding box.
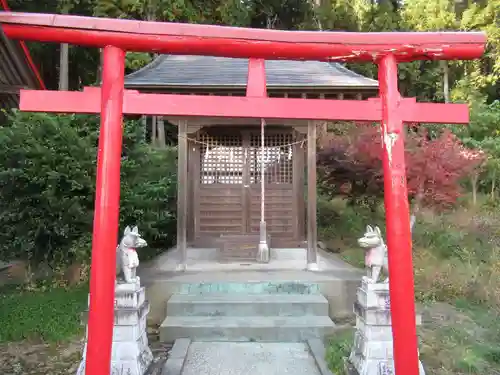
[156,116,166,148]
[313,0,322,30]
[58,43,69,90]
[409,184,424,236]
[441,60,450,103]
[141,115,148,143]
[471,174,478,206]
[97,48,103,84]
[491,169,496,200]
[151,116,157,147]
[147,0,158,57]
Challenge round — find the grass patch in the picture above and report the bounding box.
[325,328,354,374]
[318,195,500,375]
[0,283,88,343]
[419,302,500,375]
[325,303,500,375]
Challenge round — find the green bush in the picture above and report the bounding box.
[120,124,177,258]
[317,196,385,243]
[0,111,177,266]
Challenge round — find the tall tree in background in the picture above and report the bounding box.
[402,0,457,103]
[454,0,499,103]
[317,0,358,31]
[247,0,314,30]
[57,0,73,91]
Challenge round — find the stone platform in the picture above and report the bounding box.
[77,278,153,375]
[138,247,363,324]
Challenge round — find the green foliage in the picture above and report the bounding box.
[0,112,177,266]
[247,0,314,29]
[93,0,252,24]
[125,52,153,71]
[456,101,500,197]
[317,196,382,243]
[325,328,354,375]
[455,0,499,101]
[120,124,178,256]
[318,0,358,31]
[0,112,97,265]
[0,284,89,342]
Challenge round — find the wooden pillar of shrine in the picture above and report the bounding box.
[306,120,318,270]
[177,120,188,269]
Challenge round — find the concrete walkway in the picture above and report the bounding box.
[162,339,332,375]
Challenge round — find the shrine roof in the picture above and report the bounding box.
[0,0,45,111]
[124,55,378,90]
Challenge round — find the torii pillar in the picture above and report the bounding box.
[378,54,418,372]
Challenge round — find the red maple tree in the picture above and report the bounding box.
[317,124,485,210]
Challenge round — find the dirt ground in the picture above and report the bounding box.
[0,326,171,375]
[0,338,83,375]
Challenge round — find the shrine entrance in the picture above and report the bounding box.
[192,126,304,249]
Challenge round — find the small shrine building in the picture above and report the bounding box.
[125,55,378,262]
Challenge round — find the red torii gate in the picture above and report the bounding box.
[0,12,486,375]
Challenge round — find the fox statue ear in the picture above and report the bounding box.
[375,226,382,236]
[366,225,373,233]
[124,226,131,235]
[132,226,139,234]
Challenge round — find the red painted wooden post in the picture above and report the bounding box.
[86,45,125,375]
[246,58,266,97]
[378,54,419,375]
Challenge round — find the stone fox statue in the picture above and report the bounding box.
[116,226,148,283]
[358,225,388,283]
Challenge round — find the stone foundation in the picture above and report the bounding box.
[346,278,425,375]
[76,277,153,375]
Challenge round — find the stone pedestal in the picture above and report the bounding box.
[346,277,425,375]
[76,277,153,375]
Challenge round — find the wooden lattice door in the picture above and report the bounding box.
[194,128,302,247]
[195,131,246,238]
[247,131,298,245]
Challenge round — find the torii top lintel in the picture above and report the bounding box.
[0,12,486,62]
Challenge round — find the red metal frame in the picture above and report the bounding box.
[0,11,486,375]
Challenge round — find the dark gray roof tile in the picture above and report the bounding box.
[124,55,378,89]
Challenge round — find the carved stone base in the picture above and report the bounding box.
[347,279,425,375]
[347,355,426,375]
[76,345,153,375]
[76,279,153,375]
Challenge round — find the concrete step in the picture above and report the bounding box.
[176,281,322,295]
[167,293,329,317]
[159,315,336,342]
